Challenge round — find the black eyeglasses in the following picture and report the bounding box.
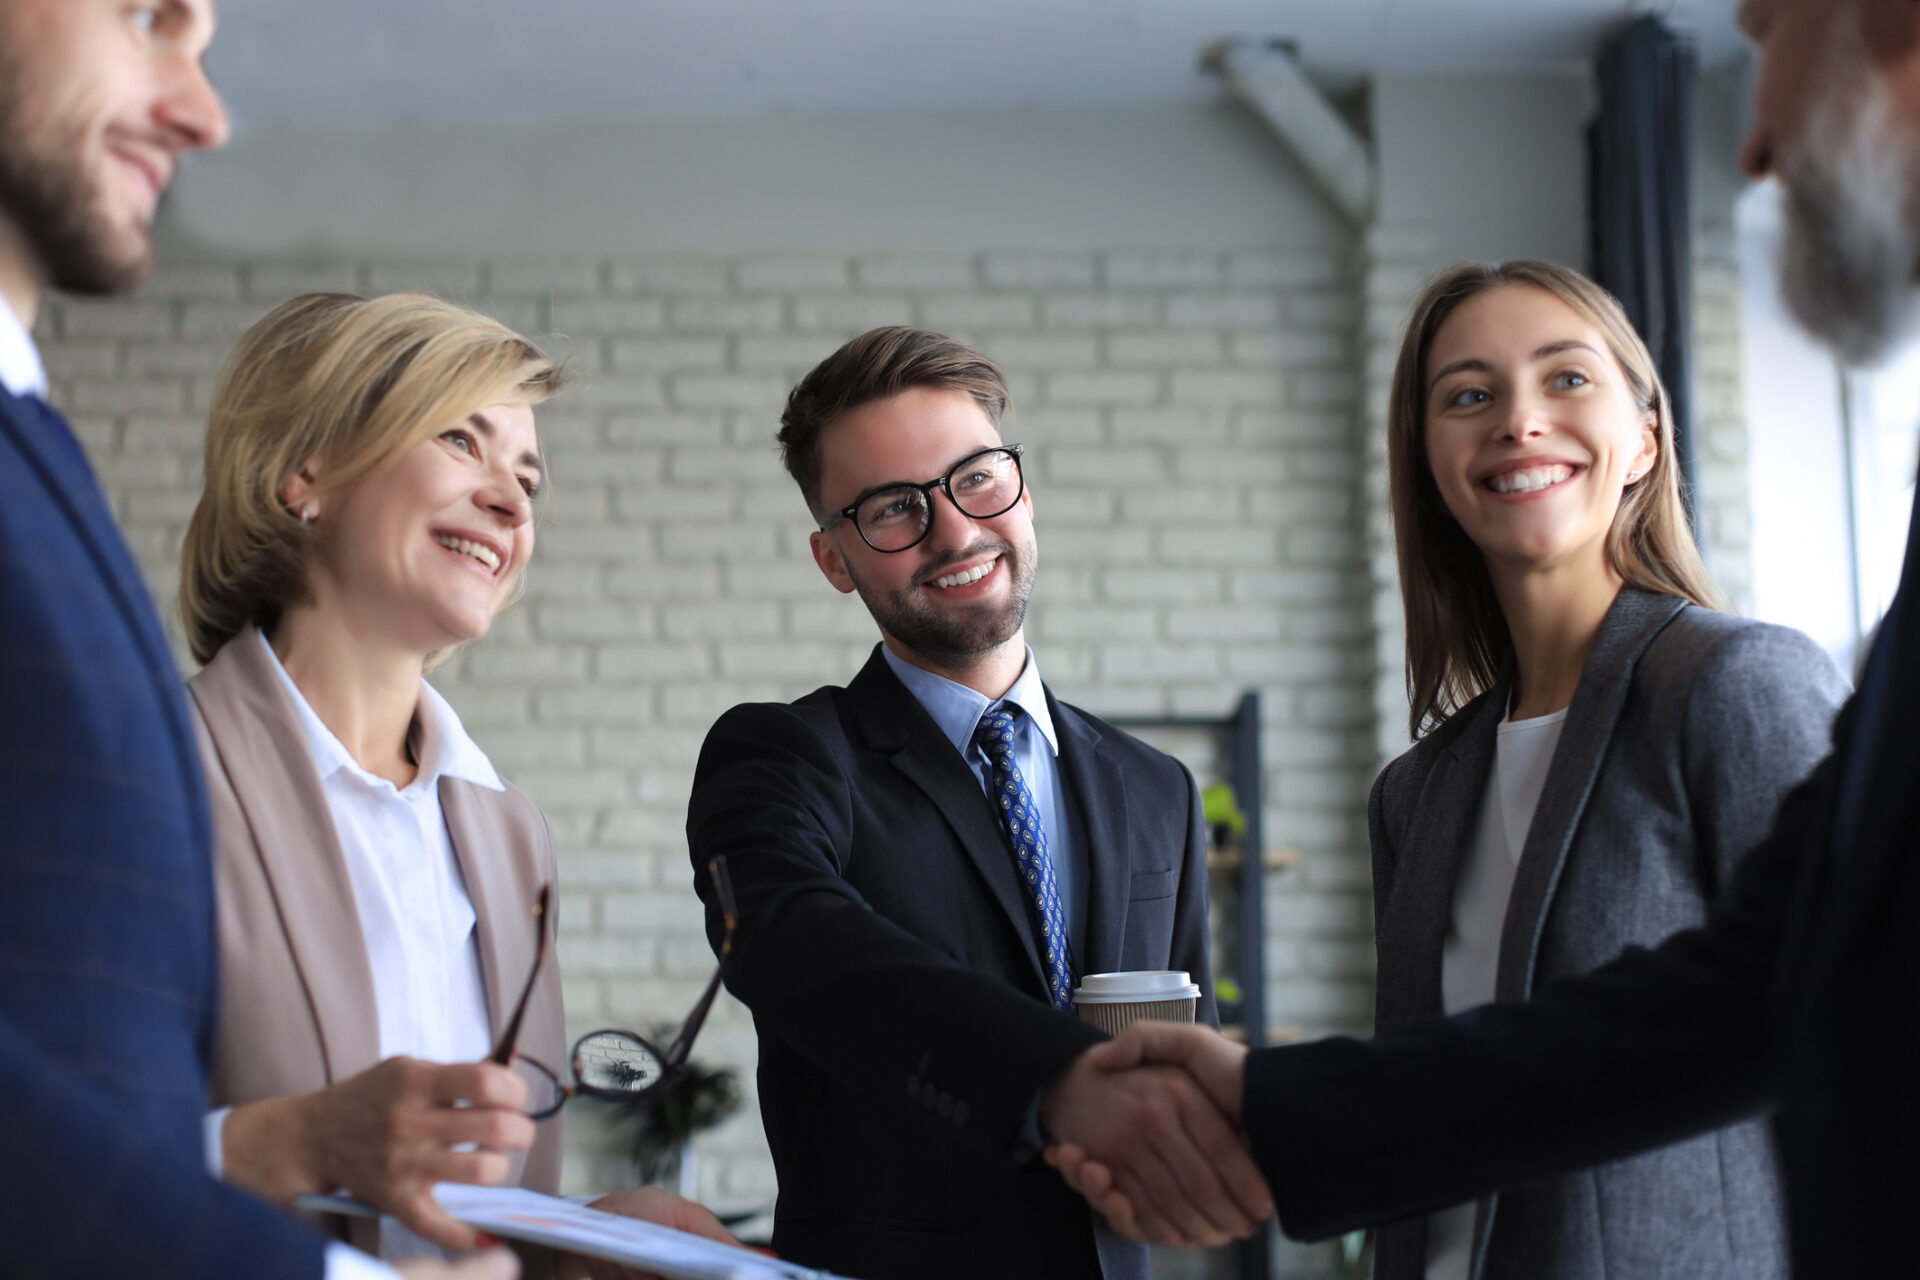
[818,444,1026,553]
[489,857,738,1120]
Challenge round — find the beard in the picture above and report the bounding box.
[0,43,152,297]
[1775,15,1920,366]
[848,534,1037,665]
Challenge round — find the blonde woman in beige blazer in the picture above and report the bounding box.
[178,293,732,1274]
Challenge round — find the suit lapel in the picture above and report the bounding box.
[845,649,1050,994]
[188,629,381,1079]
[1494,589,1688,1001]
[1050,694,1130,978]
[1372,686,1505,1029]
[0,390,208,825]
[441,780,527,1048]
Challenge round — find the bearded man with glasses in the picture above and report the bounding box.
[684,327,1270,1280]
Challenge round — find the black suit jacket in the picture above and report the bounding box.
[1244,547,1920,1276]
[688,647,1215,1280]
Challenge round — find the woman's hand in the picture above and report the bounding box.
[553,1187,744,1280]
[222,1055,536,1250]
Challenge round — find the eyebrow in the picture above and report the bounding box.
[840,444,1002,508]
[468,411,545,478]
[1427,339,1602,395]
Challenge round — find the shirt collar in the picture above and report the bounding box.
[0,294,48,399]
[881,643,1060,759]
[257,628,505,794]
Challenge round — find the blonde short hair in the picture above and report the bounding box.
[181,292,570,665]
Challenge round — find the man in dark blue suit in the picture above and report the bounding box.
[0,4,510,1278]
[1047,1,1920,1275]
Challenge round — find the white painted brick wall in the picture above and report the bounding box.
[38,237,1747,1277]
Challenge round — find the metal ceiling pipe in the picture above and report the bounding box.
[1202,38,1374,227]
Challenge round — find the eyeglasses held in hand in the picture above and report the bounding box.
[488,856,738,1120]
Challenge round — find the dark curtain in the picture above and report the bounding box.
[1588,16,1700,530]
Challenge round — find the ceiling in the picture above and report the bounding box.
[208,0,1745,130]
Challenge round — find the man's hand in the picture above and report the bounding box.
[396,1249,520,1280]
[555,1188,745,1280]
[1039,1023,1269,1249]
[1043,1022,1260,1246]
[222,1056,535,1250]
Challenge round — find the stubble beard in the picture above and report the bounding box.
[1775,15,1920,366]
[849,535,1038,665]
[0,41,152,298]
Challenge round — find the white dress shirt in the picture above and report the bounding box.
[207,631,505,1273]
[1426,707,1568,1280]
[0,293,50,398]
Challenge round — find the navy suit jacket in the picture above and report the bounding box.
[0,388,325,1277]
[1243,511,1920,1276]
[687,647,1215,1280]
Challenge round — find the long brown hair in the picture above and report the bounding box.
[1389,260,1726,739]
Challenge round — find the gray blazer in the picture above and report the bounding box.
[1368,588,1847,1280]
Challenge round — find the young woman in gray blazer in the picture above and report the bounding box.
[177,293,732,1271]
[1370,260,1847,1280]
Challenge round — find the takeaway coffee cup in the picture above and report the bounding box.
[1071,970,1202,1035]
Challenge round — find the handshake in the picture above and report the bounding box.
[1039,1022,1272,1248]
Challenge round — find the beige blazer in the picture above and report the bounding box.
[186,625,566,1253]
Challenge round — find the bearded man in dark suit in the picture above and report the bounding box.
[0,3,512,1278]
[687,326,1271,1280]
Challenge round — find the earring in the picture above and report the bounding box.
[300,504,314,524]
[1626,470,1642,483]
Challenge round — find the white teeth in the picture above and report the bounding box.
[1487,465,1574,495]
[931,560,995,589]
[434,533,502,573]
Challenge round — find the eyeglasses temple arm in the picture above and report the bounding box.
[488,883,552,1065]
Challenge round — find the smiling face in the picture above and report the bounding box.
[808,386,1037,678]
[299,403,542,656]
[1422,284,1657,585]
[0,0,228,301]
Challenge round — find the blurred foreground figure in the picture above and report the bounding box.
[0,3,509,1278]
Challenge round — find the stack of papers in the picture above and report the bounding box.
[296,1184,857,1280]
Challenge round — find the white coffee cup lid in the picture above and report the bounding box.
[1071,970,1200,1003]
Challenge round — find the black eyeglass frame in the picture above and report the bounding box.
[488,857,739,1121]
[816,444,1026,553]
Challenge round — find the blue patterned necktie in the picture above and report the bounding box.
[973,705,1075,1011]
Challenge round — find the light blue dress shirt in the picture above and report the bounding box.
[882,644,1090,971]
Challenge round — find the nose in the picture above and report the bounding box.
[923,485,985,553]
[156,54,231,153]
[1498,394,1548,443]
[480,465,534,527]
[1739,122,1773,180]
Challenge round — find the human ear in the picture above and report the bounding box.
[278,462,322,524]
[1628,418,1658,483]
[809,529,858,595]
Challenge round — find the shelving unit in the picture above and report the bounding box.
[1110,690,1269,1280]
